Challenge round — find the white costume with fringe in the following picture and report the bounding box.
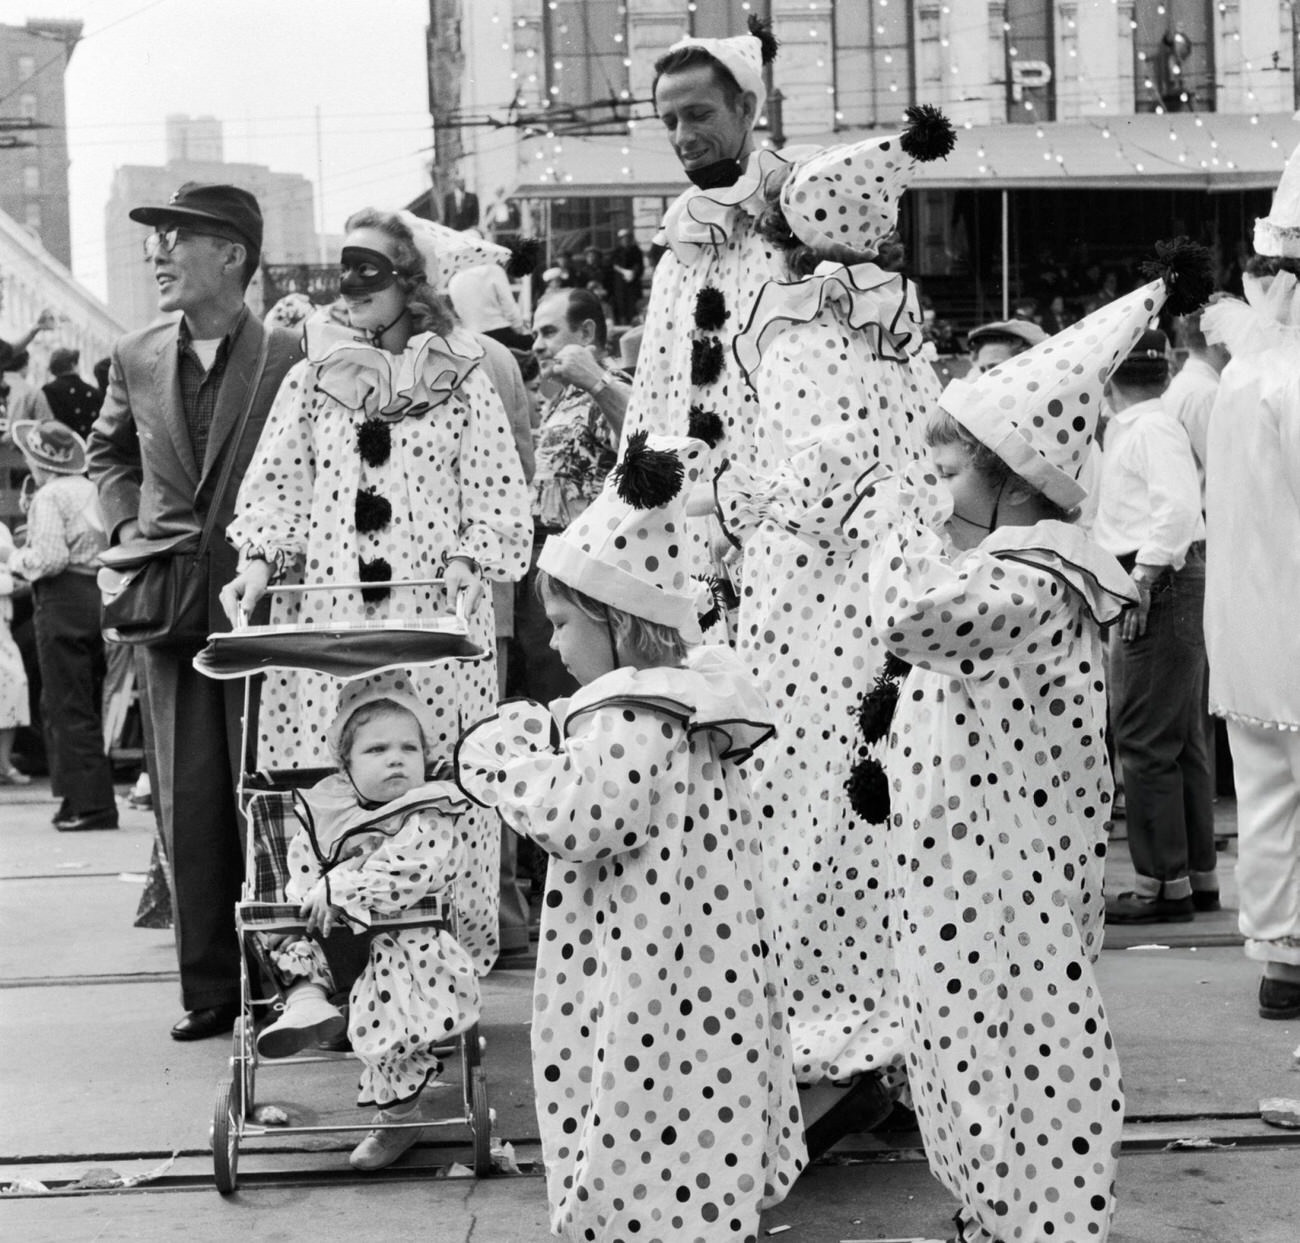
[228,316,530,970]
[455,647,804,1243]
[716,260,936,1083]
[1202,272,1300,968]
[269,775,481,1108]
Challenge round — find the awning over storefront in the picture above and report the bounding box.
[511,111,1298,199]
[910,110,1298,192]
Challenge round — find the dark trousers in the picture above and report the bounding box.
[506,535,579,704]
[1110,548,1216,898]
[139,642,249,1010]
[32,574,115,815]
[482,325,534,353]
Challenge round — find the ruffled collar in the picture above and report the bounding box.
[980,520,1138,626]
[304,313,484,419]
[557,645,775,762]
[734,259,924,382]
[657,146,795,261]
[1201,271,1300,358]
[296,772,467,860]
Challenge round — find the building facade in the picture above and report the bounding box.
[0,18,82,271]
[431,0,1297,317]
[104,117,318,330]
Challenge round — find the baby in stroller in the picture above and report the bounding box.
[256,670,481,1170]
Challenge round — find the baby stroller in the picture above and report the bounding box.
[194,580,493,1194]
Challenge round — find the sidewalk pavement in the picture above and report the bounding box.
[2,778,1298,1242]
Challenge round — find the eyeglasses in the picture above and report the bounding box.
[142,226,236,260]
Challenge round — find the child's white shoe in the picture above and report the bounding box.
[256,993,345,1059]
[348,1105,425,1171]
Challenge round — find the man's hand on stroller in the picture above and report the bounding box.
[300,879,341,937]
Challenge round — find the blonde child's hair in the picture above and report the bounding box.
[925,409,1077,524]
[333,698,431,770]
[537,570,689,667]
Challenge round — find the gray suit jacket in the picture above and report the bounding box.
[87,310,300,625]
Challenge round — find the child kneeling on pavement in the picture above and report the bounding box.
[257,672,481,1171]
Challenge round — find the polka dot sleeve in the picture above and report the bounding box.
[282,821,324,905]
[324,809,465,927]
[485,706,691,864]
[447,369,530,583]
[227,360,317,569]
[868,519,1077,677]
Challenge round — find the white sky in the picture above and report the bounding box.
[16,0,437,301]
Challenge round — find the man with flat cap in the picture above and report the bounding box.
[87,183,300,1041]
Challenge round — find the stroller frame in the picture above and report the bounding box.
[205,579,493,1193]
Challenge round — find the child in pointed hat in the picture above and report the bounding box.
[834,240,1213,1243]
[705,107,956,1108]
[455,433,805,1242]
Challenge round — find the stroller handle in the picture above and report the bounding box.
[238,578,469,629]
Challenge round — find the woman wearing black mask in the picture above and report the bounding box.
[221,208,530,976]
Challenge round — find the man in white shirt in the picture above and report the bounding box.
[1164,311,1228,504]
[1095,329,1217,923]
[447,262,530,352]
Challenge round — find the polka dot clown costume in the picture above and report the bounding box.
[842,242,1213,1243]
[266,672,481,1111]
[716,107,954,1088]
[622,20,797,578]
[227,215,531,973]
[456,434,805,1243]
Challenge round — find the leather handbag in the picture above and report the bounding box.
[100,335,269,647]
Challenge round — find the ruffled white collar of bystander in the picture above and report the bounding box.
[303,311,484,418]
[657,146,800,259]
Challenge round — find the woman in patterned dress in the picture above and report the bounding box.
[223,209,530,970]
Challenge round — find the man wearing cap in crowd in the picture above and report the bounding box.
[965,317,1048,373]
[1095,327,1216,925]
[620,17,789,548]
[1201,140,1300,1019]
[4,421,116,832]
[42,348,103,440]
[87,183,300,1042]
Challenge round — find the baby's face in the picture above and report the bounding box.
[347,709,424,803]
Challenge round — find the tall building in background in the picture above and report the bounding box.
[104,115,317,329]
[0,17,82,270]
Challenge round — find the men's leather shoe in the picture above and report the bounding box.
[171,1005,239,1042]
[54,808,119,832]
[1259,977,1300,1020]
[1105,891,1194,924]
[1192,890,1221,913]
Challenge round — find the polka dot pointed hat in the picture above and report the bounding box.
[1255,139,1300,258]
[938,237,1215,509]
[781,104,957,253]
[538,433,709,643]
[396,210,510,293]
[666,14,777,110]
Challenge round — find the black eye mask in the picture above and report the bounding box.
[339,246,400,296]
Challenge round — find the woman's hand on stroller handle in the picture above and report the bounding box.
[221,559,273,628]
[444,556,483,614]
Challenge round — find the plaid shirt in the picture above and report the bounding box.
[177,308,245,466]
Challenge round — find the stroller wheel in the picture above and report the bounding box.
[213,1081,239,1194]
[231,1017,254,1114]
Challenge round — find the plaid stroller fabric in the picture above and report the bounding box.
[240,790,445,930]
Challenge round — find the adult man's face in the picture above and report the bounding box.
[654,64,755,175]
[972,339,1022,374]
[149,223,244,315]
[532,294,594,363]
